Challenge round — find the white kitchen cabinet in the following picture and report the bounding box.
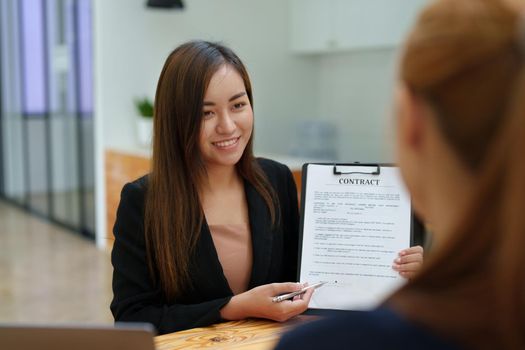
[289,0,427,54]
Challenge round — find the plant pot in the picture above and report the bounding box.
[136,117,153,147]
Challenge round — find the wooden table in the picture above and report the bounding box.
[154,316,316,350]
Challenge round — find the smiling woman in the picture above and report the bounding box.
[109,41,313,334]
[109,40,422,335]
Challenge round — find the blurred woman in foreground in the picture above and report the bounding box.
[276,0,525,348]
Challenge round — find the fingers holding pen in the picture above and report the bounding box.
[221,281,317,323]
[261,282,315,322]
[274,287,313,322]
[269,282,303,298]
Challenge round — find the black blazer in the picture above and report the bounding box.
[110,158,299,334]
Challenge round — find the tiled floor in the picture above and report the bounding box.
[0,200,114,324]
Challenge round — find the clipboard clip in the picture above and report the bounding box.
[333,164,381,176]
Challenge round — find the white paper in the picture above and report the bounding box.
[299,164,412,310]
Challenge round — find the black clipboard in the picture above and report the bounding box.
[297,163,424,315]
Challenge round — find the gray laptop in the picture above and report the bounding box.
[0,323,156,350]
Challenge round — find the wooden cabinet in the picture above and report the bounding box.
[105,149,150,240]
[289,0,427,54]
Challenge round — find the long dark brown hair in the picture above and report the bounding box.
[388,0,525,348]
[144,41,277,301]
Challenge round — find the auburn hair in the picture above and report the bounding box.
[388,0,525,348]
[144,41,277,301]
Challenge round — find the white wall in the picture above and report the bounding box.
[317,48,400,163]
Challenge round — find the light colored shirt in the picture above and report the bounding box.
[208,223,252,295]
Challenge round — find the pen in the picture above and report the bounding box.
[271,282,327,303]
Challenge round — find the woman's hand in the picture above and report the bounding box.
[220,282,313,322]
[392,245,424,279]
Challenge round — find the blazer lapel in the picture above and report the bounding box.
[191,219,233,297]
[245,180,274,288]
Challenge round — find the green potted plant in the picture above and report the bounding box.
[134,97,154,147]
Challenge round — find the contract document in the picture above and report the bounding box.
[298,163,414,311]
